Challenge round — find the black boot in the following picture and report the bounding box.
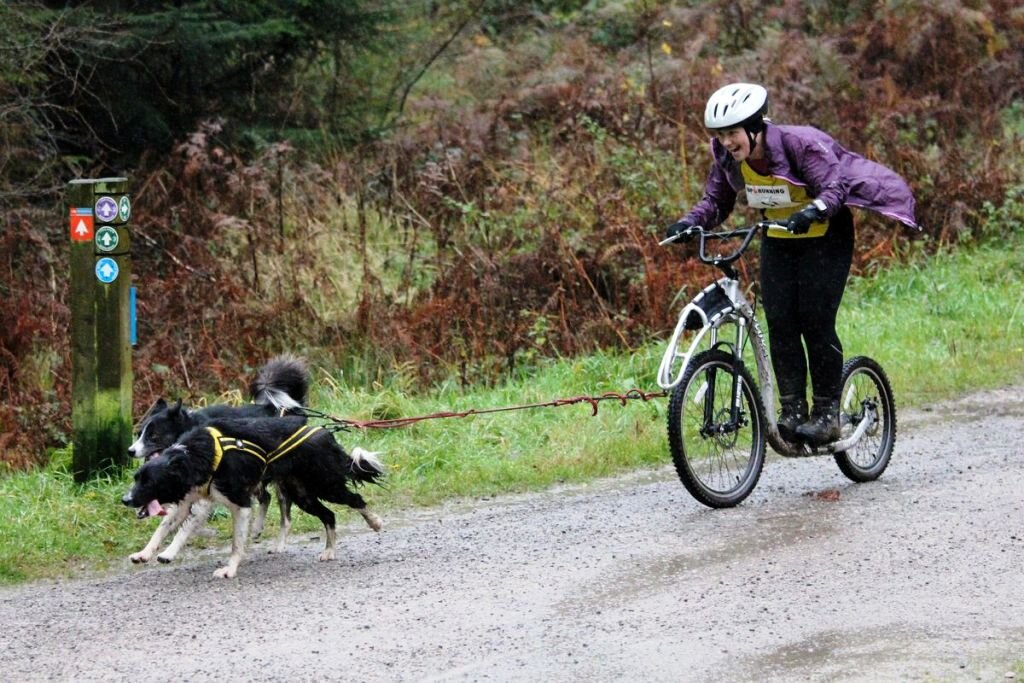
[777,394,808,442]
[796,396,841,446]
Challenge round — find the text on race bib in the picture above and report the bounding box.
[745,184,798,209]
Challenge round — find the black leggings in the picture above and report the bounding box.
[759,207,854,401]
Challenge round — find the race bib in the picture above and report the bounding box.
[745,184,796,209]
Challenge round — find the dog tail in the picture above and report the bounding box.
[348,447,386,485]
[250,355,310,412]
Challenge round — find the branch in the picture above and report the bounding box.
[387,1,485,124]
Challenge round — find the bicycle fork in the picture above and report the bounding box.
[699,317,750,437]
[727,317,749,430]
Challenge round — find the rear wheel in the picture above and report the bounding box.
[833,356,896,482]
[667,349,766,508]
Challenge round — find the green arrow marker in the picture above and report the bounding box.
[96,226,119,252]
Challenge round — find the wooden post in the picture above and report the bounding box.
[68,178,133,482]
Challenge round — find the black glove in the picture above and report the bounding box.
[786,204,826,234]
[665,220,699,242]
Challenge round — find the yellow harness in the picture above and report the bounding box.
[203,424,323,493]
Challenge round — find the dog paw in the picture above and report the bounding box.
[318,549,335,562]
[129,552,151,564]
[156,554,174,564]
[213,566,236,579]
[364,512,383,532]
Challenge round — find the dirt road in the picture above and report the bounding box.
[1,387,1022,681]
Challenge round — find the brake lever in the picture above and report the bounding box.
[658,228,702,247]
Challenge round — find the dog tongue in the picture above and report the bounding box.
[145,499,166,517]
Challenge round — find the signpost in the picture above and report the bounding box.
[68,178,133,481]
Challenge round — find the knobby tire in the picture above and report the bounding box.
[833,356,897,482]
[667,349,767,508]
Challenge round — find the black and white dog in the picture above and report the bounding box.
[129,355,310,461]
[127,355,309,564]
[122,416,385,578]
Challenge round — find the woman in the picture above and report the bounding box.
[666,82,918,445]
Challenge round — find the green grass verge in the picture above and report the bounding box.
[1,230,1022,585]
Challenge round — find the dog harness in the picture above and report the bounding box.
[206,424,323,472]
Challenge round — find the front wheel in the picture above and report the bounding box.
[833,356,896,482]
[667,349,767,508]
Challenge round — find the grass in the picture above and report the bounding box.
[1,228,1022,585]
[841,236,1024,404]
[313,347,669,508]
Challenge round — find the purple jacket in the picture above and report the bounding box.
[682,123,919,230]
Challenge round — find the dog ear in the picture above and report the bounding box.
[154,397,167,410]
[168,398,182,416]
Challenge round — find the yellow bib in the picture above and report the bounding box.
[740,162,828,238]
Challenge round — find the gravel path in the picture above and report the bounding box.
[1,387,1022,682]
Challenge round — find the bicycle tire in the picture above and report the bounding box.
[667,349,766,508]
[833,356,896,482]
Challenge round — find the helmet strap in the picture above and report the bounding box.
[742,115,764,155]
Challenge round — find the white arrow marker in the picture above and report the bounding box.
[100,233,113,247]
[95,257,118,282]
[75,220,89,236]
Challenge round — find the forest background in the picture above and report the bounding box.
[1,0,1022,469]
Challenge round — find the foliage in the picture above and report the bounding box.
[352,0,1024,383]
[0,4,91,204]
[45,1,397,156]
[1,0,1023,468]
[2,228,1024,584]
[475,0,595,37]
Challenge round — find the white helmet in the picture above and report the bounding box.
[704,83,768,130]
